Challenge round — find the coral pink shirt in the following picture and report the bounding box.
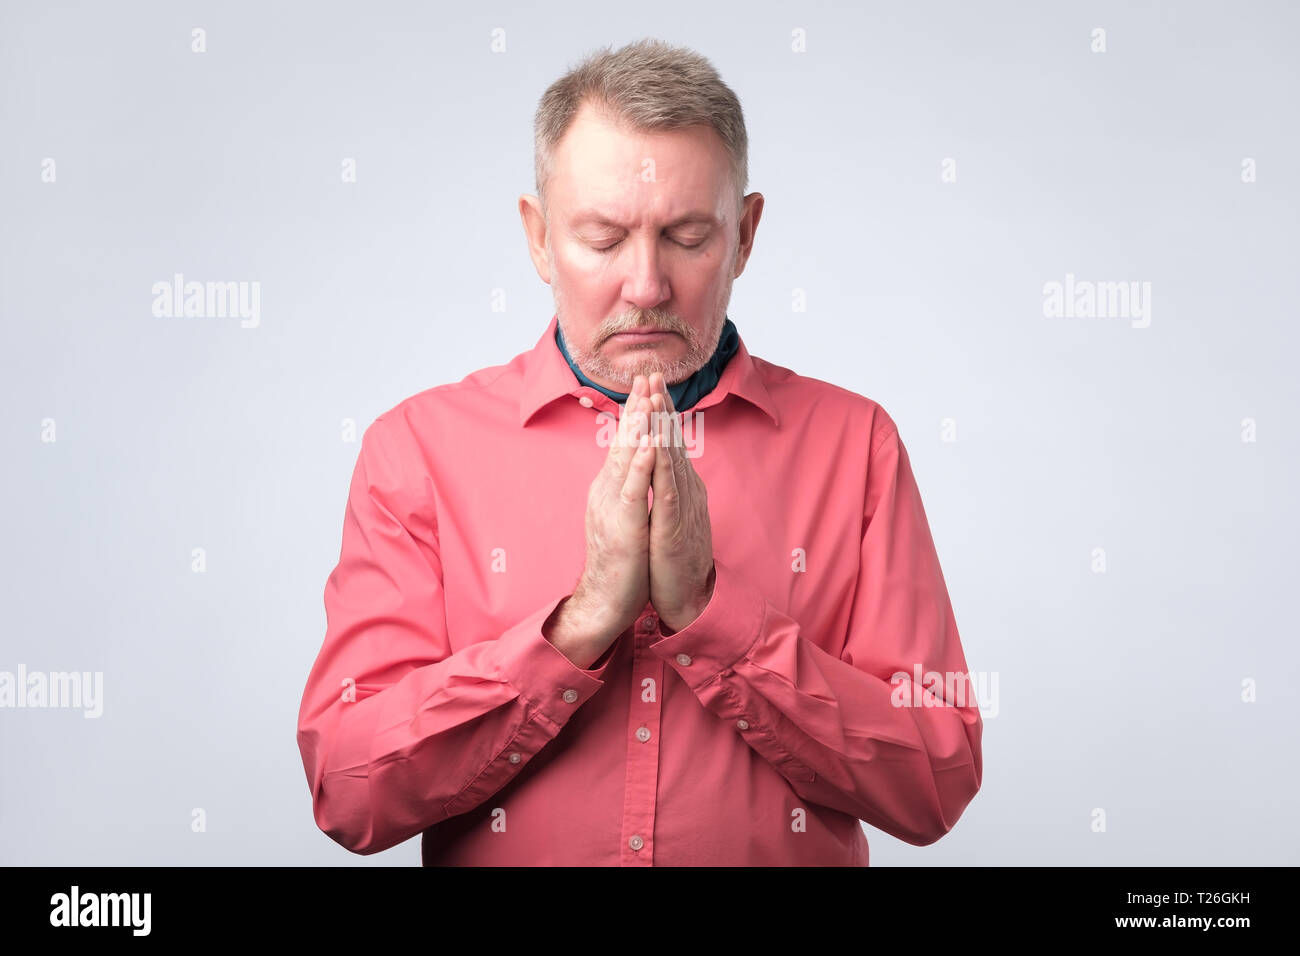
[296,314,982,865]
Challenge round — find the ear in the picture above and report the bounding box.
[519,194,552,284]
[732,192,764,278]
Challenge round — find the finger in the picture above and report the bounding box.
[650,402,679,518]
[629,400,656,485]
[651,371,678,416]
[650,391,687,479]
[619,432,656,507]
[616,392,635,447]
[627,377,652,443]
[611,393,648,474]
[616,382,637,446]
[605,403,630,474]
[649,374,686,461]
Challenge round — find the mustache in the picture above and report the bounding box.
[600,309,688,339]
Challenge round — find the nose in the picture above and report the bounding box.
[621,233,670,310]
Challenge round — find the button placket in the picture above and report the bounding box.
[619,635,666,866]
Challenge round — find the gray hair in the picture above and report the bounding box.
[532,38,749,221]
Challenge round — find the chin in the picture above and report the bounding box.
[616,348,682,370]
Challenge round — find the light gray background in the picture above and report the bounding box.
[2,0,1296,865]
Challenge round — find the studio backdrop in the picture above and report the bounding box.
[1,0,1296,865]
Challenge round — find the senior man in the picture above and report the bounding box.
[297,38,982,866]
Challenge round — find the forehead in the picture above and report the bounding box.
[550,102,733,225]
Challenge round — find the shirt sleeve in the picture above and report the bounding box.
[649,422,983,846]
[296,417,614,856]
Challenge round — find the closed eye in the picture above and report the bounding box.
[591,237,706,253]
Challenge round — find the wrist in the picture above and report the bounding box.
[660,567,716,635]
[543,594,622,669]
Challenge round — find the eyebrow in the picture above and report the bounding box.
[570,211,721,230]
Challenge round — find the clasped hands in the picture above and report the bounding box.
[559,372,716,663]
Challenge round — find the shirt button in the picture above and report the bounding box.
[562,689,578,703]
[629,835,644,851]
[641,615,658,631]
[675,653,692,666]
[507,752,521,764]
[736,719,750,730]
[635,726,651,743]
[578,395,594,408]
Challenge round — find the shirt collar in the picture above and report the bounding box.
[519,313,780,428]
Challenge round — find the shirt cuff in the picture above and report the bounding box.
[648,557,765,690]
[491,594,612,726]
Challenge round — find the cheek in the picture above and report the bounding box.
[556,247,620,295]
[677,255,728,303]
